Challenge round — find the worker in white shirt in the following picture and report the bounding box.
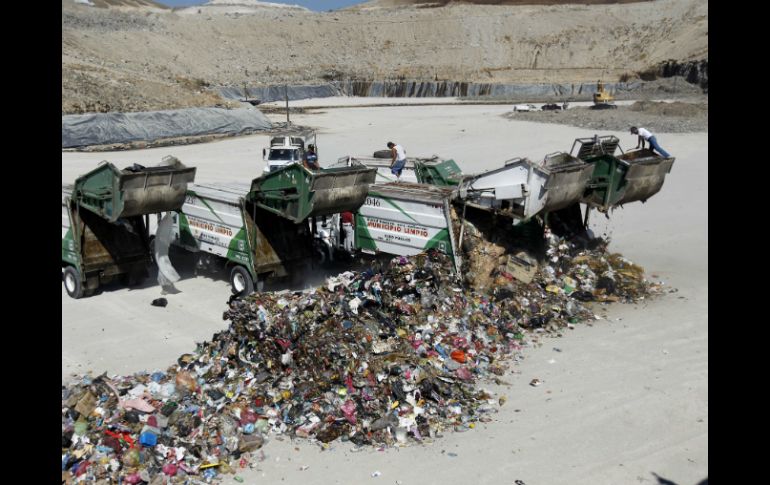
[630,127,670,158]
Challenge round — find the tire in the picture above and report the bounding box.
[373,149,392,159]
[230,265,254,297]
[63,266,84,299]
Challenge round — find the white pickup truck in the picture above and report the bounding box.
[262,131,316,173]
[513,104,538,112]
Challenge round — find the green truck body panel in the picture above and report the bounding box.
[354,183,460,272]
[414,158,463,186]
[62,159,196,296]
[249,164,377,223]
[72,160,196,223]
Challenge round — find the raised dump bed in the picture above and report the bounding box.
[614,149,676,205]
[456,153,592,221]
[171,181,314,296]
[572,136,675,211]
[62,157,197,298]
[540,152,595,212]
[413,157,463,186]
[249,163,377,222]
[72,157,196,223]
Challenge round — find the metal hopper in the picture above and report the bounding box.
[249,163,377,223]
[456,153,592,221]
[72,156,197,222]
[572,136,675,211]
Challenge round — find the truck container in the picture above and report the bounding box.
[62,157,196,298]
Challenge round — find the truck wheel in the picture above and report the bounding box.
[63,266,84,299]
[373,149,392,159]
[230,266,254,297]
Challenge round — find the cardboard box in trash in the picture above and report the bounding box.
[504,251,538,284]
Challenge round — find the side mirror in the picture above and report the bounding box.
[262,148,266,160]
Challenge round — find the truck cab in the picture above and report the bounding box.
[262,134,311,173]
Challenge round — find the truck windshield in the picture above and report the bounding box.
[269,149,298,161]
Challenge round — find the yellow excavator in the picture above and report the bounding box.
[592,80,617,109]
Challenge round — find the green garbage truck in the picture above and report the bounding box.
[170,163,376,296]
[328,153,595,269]
[62,157,197,298]
[353,182,463,273]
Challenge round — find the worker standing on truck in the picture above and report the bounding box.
[630,127,670,158]
[303,144,320,170]
[387,141,407,181]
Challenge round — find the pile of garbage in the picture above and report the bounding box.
[62,236,660,484]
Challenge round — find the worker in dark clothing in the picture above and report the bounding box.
[303,144,320,170]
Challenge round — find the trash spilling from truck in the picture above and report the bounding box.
[61,135,672,482]
[61,231,662,483]
[62,157,196,298]
[170,163,377,296]
[328,136,674,281]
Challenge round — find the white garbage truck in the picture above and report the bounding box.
[169,163,376,295]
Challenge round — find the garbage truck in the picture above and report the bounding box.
[334,153,593,223]
[354,182,463,273]
[62,157,197,298]
[309,140,675,273]
[326,152,591,270]
[169,163,376,296]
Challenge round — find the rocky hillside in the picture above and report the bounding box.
[61,0,708,113]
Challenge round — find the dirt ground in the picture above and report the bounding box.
[505,99,708,133]
[62,101,707,485]
[61,0,707,114]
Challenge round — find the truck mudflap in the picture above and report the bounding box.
[73,156,196,222]
[249,164,377,223]
[613,149,675,206]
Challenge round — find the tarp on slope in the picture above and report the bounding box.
[62,106,273,148]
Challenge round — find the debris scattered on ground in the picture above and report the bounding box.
[151,298,168,308]
[61,231,661,483]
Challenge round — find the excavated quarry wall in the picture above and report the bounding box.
[656,59,708,91]
[337,80,640,98]
[218,84,342,104]
[217,80,651,103]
